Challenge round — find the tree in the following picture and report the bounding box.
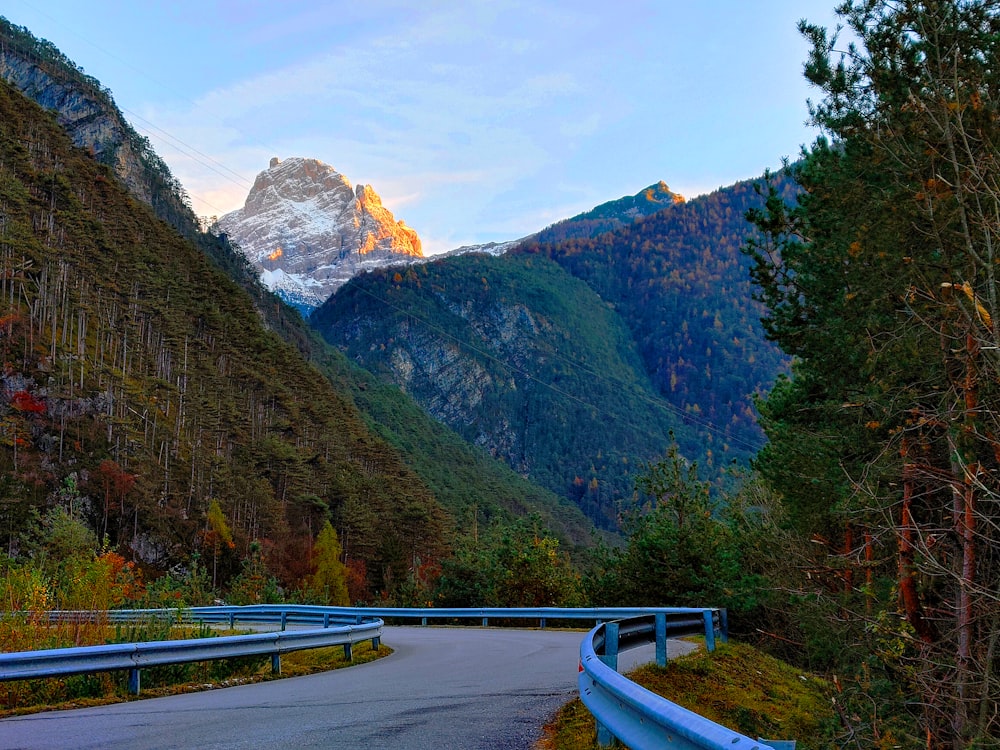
[305,520,349,606]
[228,540,282,605]
[434,517,582,608]
[587,447,747,612]
[204,499,234,590]
[744,2,1000,744]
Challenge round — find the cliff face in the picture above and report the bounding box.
[313,253,685,531]
[217,157,423,311]
[0,19,195,234]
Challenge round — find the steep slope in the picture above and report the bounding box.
[0,17,197,239]
[0,77,452,594]
[517,177,794,461]
[0,16,320,353]
[312,253,689,530]
[534,181,686,242]
[0,18,596,569]
[311,343,598,547]
[217,157,422,311]
[315,178,792,526]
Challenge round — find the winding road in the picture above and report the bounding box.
[0,626,684,750]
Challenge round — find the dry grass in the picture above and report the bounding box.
[537,642,837,750]
[0,627,390,717]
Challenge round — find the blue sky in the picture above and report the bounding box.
[6,1,842,255]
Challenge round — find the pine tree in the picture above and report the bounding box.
[745,2,1000,744]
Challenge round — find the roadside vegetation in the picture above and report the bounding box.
[539,643,836,750]
[0,635,388,717]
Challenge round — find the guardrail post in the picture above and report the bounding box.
[720,608,729,644]
[421,617,427,626]
[229,612,235,629]
[343,642,353,661]
[271,653,281,674]
[600,622,619,671]
[128,668,141,695]
[655,612,667,666]
[703,610,716,652]
[371,636,380,650]
[540,618,546,630]
[482,617,488,627]
[596,720,614,748]
[280,612,287,631]
[323,613,330,628]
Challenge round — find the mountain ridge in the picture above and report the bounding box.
[0,20,597,601]
[217,157,423,312]
[315,176,791,522]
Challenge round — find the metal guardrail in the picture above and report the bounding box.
[578,615,792,750]
[36,604,722,630]
[0,610,382,695]
[3,604,778,747]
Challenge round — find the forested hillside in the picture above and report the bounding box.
[0,78,465,595]
[317,175,793,530]
[313,252,690,529]
[0,19,597,607]
[518,177,795,466]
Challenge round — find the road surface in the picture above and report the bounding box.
[0,626,690,750]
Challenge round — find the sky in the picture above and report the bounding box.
[5,1,844,255]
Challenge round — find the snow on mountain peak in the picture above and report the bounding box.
[217,157,422,310]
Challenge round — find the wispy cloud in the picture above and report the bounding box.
[120,0,830,246]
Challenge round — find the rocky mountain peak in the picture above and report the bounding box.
[217,157,422,311]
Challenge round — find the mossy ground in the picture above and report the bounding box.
[538,642,838,750]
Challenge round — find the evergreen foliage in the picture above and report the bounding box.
[434,515,582,607]
[313,252,684,530]
[744,1,1000,743]
[584,447,758,617]
[0,77,450,600]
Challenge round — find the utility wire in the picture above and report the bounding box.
[15,0,768,459]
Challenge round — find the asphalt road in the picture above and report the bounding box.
[0,626,687,750]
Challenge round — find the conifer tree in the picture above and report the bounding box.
[745,2,1000,743]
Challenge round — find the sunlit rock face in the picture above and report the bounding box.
[218,157,422,311]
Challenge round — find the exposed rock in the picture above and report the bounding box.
[0,19,199,236]
[217,157,423,310]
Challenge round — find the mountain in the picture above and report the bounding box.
[534,181,686,243]
[518,176,795,461]
[313,253,685,530]
[0,18,596,600]
[0,75,454,594]
[315,178,792,525]
[217,157,422,312]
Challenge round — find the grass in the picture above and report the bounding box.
[538,642,838,750]
[0,630,391,717]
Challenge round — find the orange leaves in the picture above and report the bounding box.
[95,550,145,604]
[11,389,45,413]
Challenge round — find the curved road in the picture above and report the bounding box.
[0,626,684,750]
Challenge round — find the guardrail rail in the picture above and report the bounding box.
[578,615,795,750]
[1,604,794,748]
[0,609,382,694]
